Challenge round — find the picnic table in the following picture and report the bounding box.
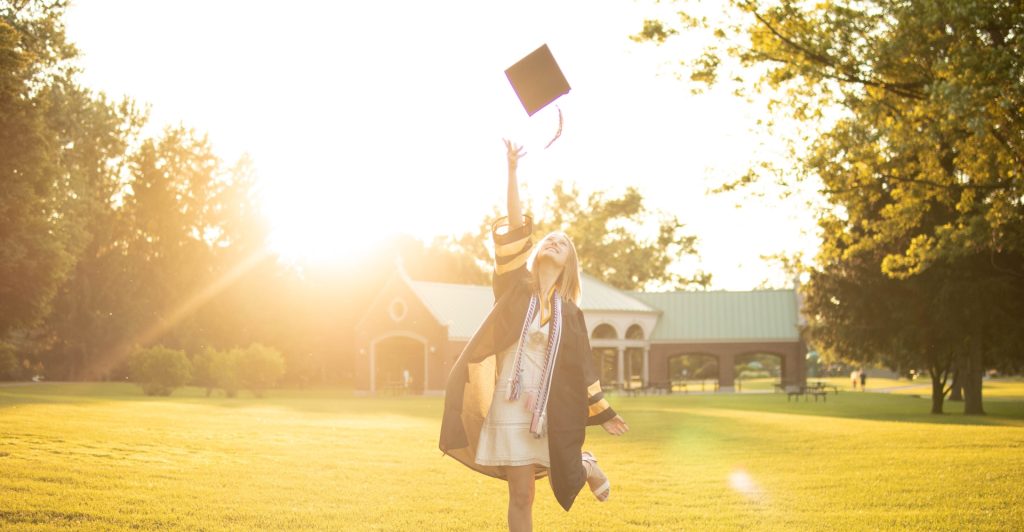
[775,381,840,398]
[808,381,841,395]
[613,381,679,397]
[380,380,409,396]
[782,383,831,402]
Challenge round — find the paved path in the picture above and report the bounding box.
[871,384,932,393]
[0,380,66,387]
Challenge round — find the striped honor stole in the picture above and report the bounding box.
[506,288,563,438]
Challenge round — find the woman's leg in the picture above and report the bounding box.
[582,453,610,501]
[506,464,536,532]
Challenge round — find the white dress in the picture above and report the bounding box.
[475,313,551,468]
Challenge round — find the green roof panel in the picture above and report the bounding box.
[631,290,800,342]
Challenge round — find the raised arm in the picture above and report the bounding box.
[504,139,525,230]
[491,139,532,300]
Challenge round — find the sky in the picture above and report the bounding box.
[64,0,821,290]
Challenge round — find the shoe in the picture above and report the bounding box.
[581,451,610,502]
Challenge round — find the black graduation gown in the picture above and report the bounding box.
[438,216,618,512]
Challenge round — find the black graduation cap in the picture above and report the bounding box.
[505,44,571,117]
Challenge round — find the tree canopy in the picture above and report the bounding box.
[441,181,709,291]
[636,0,1024,413]
[1,1,279,380]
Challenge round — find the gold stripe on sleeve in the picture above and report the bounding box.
[588,398,611,417]
[495,237,531,258]
[495,250,530,275]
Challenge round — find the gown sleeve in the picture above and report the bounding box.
[578,310,618,426]
[491,215,533,301]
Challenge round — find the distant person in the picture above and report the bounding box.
[850,369,859,391]
[860,369,867,391]
[439,139,628,531]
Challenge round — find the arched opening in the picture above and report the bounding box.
[592,347,617,385]
[625,348,643,388]
[625,324,644,340]
[374,335,426,394]
[592,324,618,340]
[734,352,784,392]
[591,324,619,386]
[623,325,645,388]
[667,354,718,392]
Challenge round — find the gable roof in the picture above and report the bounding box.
[579,274,659,313]
[407,281,493,340]
[630,289,801,342]
[407,274,657,340]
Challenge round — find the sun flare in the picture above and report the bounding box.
[262,180,395,264]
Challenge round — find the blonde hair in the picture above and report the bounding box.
[527,231,582,305]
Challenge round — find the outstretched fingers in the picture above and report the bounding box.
[503,138,526,161]
[602,415,629,436]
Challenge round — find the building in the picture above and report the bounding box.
[354,267,807,395]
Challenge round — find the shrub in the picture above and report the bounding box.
[191,348,219,397]
[129,346,192,396]
[239,343,285,398]
[194,344,286,398]
[210,348,243,398]
[0,343,22,381]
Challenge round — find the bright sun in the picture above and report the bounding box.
[261,179,394,264]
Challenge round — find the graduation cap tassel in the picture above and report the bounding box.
[543,105,564,150]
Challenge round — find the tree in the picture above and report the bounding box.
[636,0,1024,414]
[210,348,243,398]
[238,343,285,398]
[191,348,218,397]
[0,6,75,338]
[454,182,709,290]
[128,345,192,396]
[41,84,146,380]
[105,127,269,374]
[388,233,489,285]
[1,1,288,383]
[0,342,21,380]
[802,232,995,414]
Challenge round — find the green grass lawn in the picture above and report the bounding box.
[738,376,1024,400]
[2,383,1023,531]
[737,376,914,392]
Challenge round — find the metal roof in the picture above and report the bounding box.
[578,274,658,313]
[408,274,657,340]
[630,289,801,342]
[407,281,494,340]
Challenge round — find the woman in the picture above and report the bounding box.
[439,140,629,531]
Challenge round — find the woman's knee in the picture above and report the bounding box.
[509,483,535,508]
[507,470,536,508]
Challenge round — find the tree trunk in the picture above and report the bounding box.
[929,368,945,415]
[962,347,985,416]
[949,368,963,401]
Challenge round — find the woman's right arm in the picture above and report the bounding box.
[505,139,525,230]
[491,140,532,300]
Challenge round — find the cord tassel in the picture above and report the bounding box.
[523,391,536,413]
[506,295,538,402]
[530,288,562,438]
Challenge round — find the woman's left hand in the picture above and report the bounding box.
[601,415,629,436]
